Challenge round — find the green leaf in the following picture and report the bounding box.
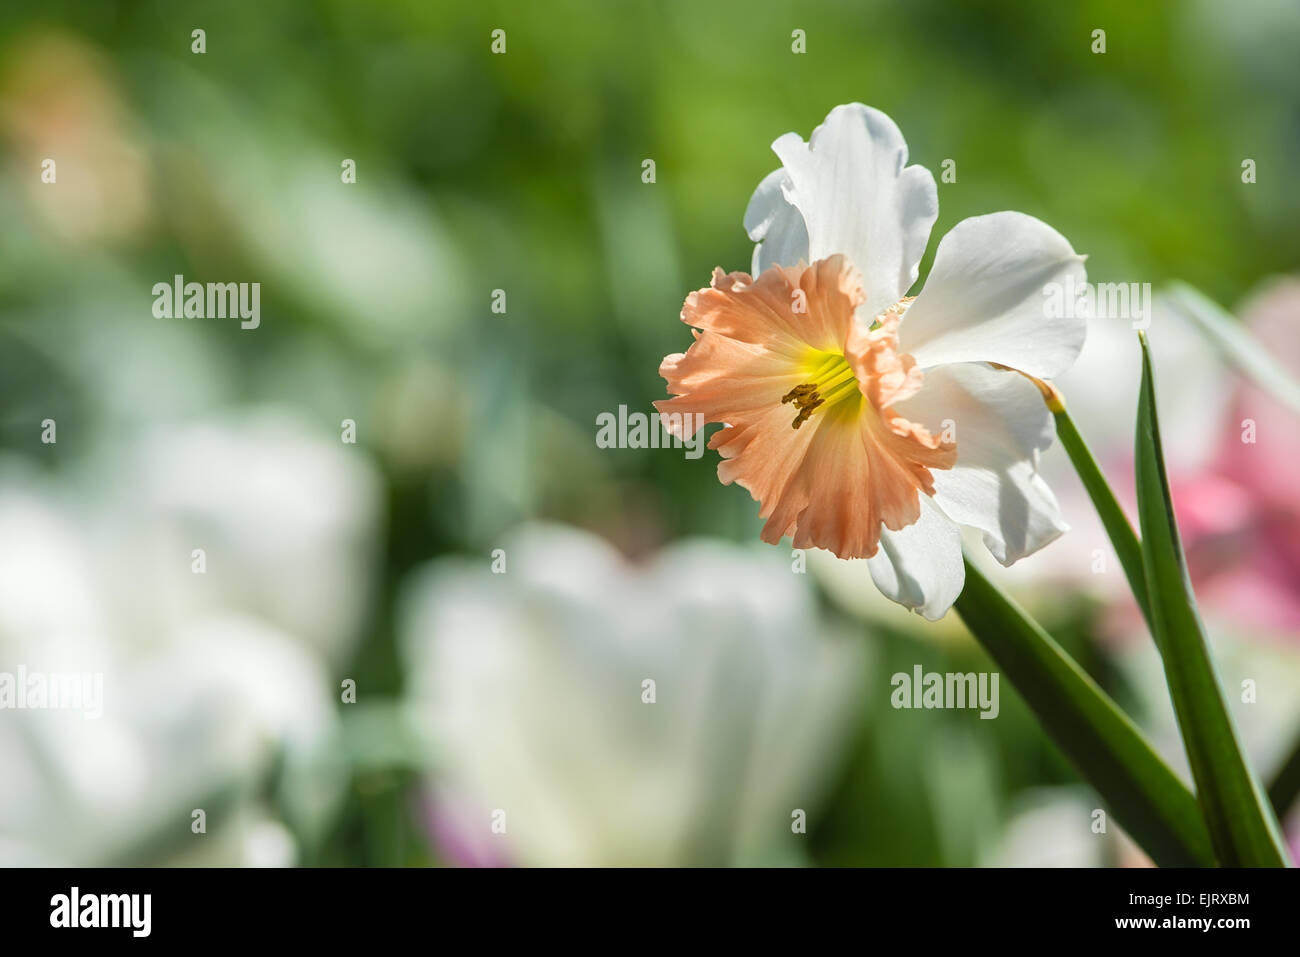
[1268,726,1300,820]
[955,557,1215,867]
[1163,281,1300,416]
[1134,331,1291,867]
[1052,405,1151,629]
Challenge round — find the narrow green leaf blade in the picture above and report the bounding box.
[1135,331,1291,867]
[1268,726,1300,820]
[955,557,1215,867]
[1052,405,1151,628]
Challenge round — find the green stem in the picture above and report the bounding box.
[1052,404,1151,628]
[955,556,1215,867]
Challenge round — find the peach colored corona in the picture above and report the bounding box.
[656,104,1090,618]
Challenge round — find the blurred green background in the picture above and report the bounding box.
[1,0,1298,867]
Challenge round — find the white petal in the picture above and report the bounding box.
[743,168,809,275]
[899,212,1088,379]
[866,495,964,620]
[764,104,937,317]
[897,362,1069,565]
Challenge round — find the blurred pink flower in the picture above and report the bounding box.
[1171,279,1300,635]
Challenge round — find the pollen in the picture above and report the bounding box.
[781,352,860,429]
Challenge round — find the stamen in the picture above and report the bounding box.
[806,352,842,381]
[818,375,861,408]
[780,383,817,404]
[816,364,856,394]
[792,396,825,427]
[782,352,862,428]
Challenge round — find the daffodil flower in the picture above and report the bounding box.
[656,103,1088,618]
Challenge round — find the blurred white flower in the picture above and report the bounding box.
[985,787,1147,868]
[0,410,378,865]
[95,410,382,667]
[399,523,867,866]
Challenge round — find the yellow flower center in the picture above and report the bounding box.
[780,351,861,429]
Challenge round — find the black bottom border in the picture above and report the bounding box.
[3,865,1290,942]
